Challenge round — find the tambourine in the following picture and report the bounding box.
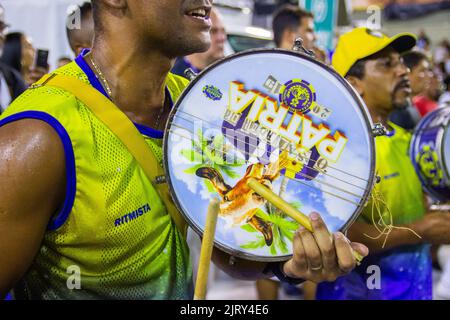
[163,48,377,263]
[410,105,450,202]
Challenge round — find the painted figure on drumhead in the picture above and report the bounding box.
[195,150,299,246]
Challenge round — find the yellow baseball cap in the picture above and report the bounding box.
[332,27,417,77]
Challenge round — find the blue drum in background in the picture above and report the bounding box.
[410,106,450,202]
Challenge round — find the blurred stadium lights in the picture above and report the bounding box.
[244,26,273,38]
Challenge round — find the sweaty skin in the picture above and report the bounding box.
[0,120,66,297]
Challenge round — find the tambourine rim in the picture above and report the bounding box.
[439,107,450,182]
[163,48,377,262]
[442,137,450,186]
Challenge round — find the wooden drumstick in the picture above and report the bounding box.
[247,178,363,264]
[194,198,220,300]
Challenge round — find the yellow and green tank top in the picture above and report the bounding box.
[0,60,193,300]
[360,121,426,225]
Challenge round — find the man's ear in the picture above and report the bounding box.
[346,76,364,97]
[281,29,296,49]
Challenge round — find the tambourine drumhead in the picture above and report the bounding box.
[411,106,450,202]
[164,49,376,262]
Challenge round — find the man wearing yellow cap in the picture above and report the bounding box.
[316,27,450,300]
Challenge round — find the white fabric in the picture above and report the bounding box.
[0,74,12,112]
[1,0,86,70]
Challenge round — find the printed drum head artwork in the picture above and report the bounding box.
[164,50,376,261]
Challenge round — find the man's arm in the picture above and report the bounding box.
[0,119,66,298]
[348,211,450,253]
[347,221,422,253]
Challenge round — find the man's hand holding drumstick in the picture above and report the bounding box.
[282,211,369,283]
[248,177,369,283]
[197,180,369,299]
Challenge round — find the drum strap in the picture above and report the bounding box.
[32,73,188,238]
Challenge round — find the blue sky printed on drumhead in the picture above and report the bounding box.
[167,52,374,259]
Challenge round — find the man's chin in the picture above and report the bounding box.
[393,102,409,110]
[187,37,211,55]
[175,40,210,58]
[393,97,412,110]
[392,89,412,110]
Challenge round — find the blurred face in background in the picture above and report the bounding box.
[21,35,35,72]
[426,71,444,101]
[295,17,316,51]
[281,16,316,51]
[409,58,433,96]
[207,10,226,63]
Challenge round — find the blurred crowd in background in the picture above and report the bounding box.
[0,0,450,300]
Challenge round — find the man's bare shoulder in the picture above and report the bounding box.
[0,118,65,162]
[0,118,66,219]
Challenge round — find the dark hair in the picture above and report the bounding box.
[346,59,367,79]
[401,50,428,71]
[272,5,314,47]
[0,32,24,73]
[66,1,93,48]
